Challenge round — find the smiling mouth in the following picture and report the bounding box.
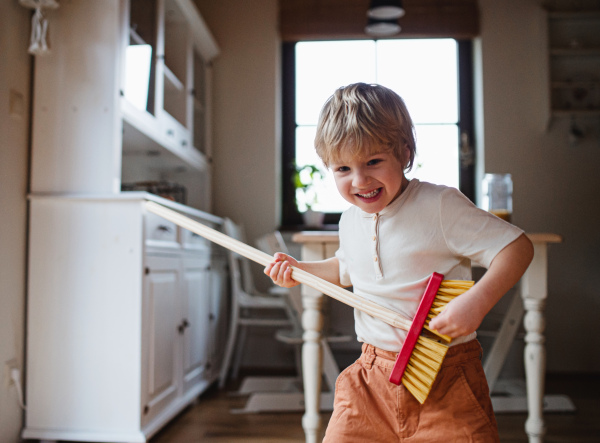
[356,188,381,199]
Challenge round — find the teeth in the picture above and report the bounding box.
[358,189,379,198]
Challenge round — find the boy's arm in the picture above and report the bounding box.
[264,253,346,288]
[429,233,534,338]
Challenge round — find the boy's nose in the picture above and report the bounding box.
[352,171,371,188]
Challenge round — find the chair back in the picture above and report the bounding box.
[256,231,303,319]
[223,218,261,301]
[257,231,289,256]
[256,231,290,255]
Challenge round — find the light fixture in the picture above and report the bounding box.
[19,0,60,56]
[367,0,405,20]
[364,18,401,37]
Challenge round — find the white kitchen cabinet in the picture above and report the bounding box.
[24,0,225,440]
[121,0,219,210]
[141,254,181,426]
[179,254,212,394]
[31,0,219,210]
[23,194,226,442]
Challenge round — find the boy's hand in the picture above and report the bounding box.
[428,292,484,339]
[264,252,300,288]
[428,234,534,339]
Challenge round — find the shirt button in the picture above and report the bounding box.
[372,236,377,241]
[372,215,377,220]
[374,256,378,262]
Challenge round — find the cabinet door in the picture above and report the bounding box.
[142,254,180,425]
[181,254,212,392]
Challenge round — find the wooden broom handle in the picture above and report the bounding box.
[145,201,412,331]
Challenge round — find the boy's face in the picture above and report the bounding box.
[330,146,407,214]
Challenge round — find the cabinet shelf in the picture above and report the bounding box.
[546,7,600,123]
[551,80,600,88]
[122,98,208,172]
[550,47,600,56]
[129,27,147,45]
[548,10,600,20]
[163,64,185,92]
[551,108,600,116]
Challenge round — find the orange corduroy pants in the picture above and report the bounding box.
[323,340,500,442]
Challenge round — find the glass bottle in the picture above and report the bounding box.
[482,173,513,223]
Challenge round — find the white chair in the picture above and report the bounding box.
[218,219,297,389]
[255,231,304,376]
[229,230,351,414]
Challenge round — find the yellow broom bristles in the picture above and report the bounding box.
[422,279,474,342]
[400,279,474,404]
[401,335,449,404]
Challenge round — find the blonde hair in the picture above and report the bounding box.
[314,83,416,171]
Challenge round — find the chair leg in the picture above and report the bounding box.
[231,324,248,380]
[219,307,240,389]
[293,343,303,378]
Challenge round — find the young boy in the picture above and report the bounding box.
[265,83,533,441]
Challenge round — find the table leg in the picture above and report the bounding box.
[520,243,548,443]
[301,292,324,443]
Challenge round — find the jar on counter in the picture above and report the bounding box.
[482,173,513,223]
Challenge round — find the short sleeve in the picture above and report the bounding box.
[439,187,524,268]
[335,247,352,287]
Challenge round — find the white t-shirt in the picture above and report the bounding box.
[335,179,524,352]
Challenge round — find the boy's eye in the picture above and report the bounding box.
[367,158,383,166]
[336,166,350,173]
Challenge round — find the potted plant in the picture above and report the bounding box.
[293,163,326,227]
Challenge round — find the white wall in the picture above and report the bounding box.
[196,0,600,373]
[194,0,294,368]
[0,1,32,440]
[479,0,600,372]
[195,0,281,244]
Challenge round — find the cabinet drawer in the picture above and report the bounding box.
[181,225,210,250]
[161,111,191,151]
[145,212,178,245]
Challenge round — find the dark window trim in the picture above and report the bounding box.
[281,40,475,229]
[457,39,476,204]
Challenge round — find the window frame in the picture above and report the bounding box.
[280,39,475,229]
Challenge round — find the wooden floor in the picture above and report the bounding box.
[149,373,600,442]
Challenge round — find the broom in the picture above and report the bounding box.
[388,273,474,403]
[145,201,473,404]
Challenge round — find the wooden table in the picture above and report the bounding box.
[292,231,562,443]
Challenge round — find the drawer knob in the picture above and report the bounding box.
[157,225,172,233]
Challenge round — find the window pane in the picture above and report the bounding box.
[312,169,351,213]
[296,41,376,125]
[295,126,350,213]
[293,38,461,216]
[376,39,458,124]
[295,125,320,167]
[407,124,459,188]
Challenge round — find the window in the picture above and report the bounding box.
[281,39,475,227]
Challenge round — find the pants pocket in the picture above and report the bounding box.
[458,361,497,431]
[426,361,499,442]
[325,360,362,436]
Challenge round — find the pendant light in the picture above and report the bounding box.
[364,18,401,37]
[367,0,405,20]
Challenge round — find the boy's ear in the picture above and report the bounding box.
[401,143,410,168]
